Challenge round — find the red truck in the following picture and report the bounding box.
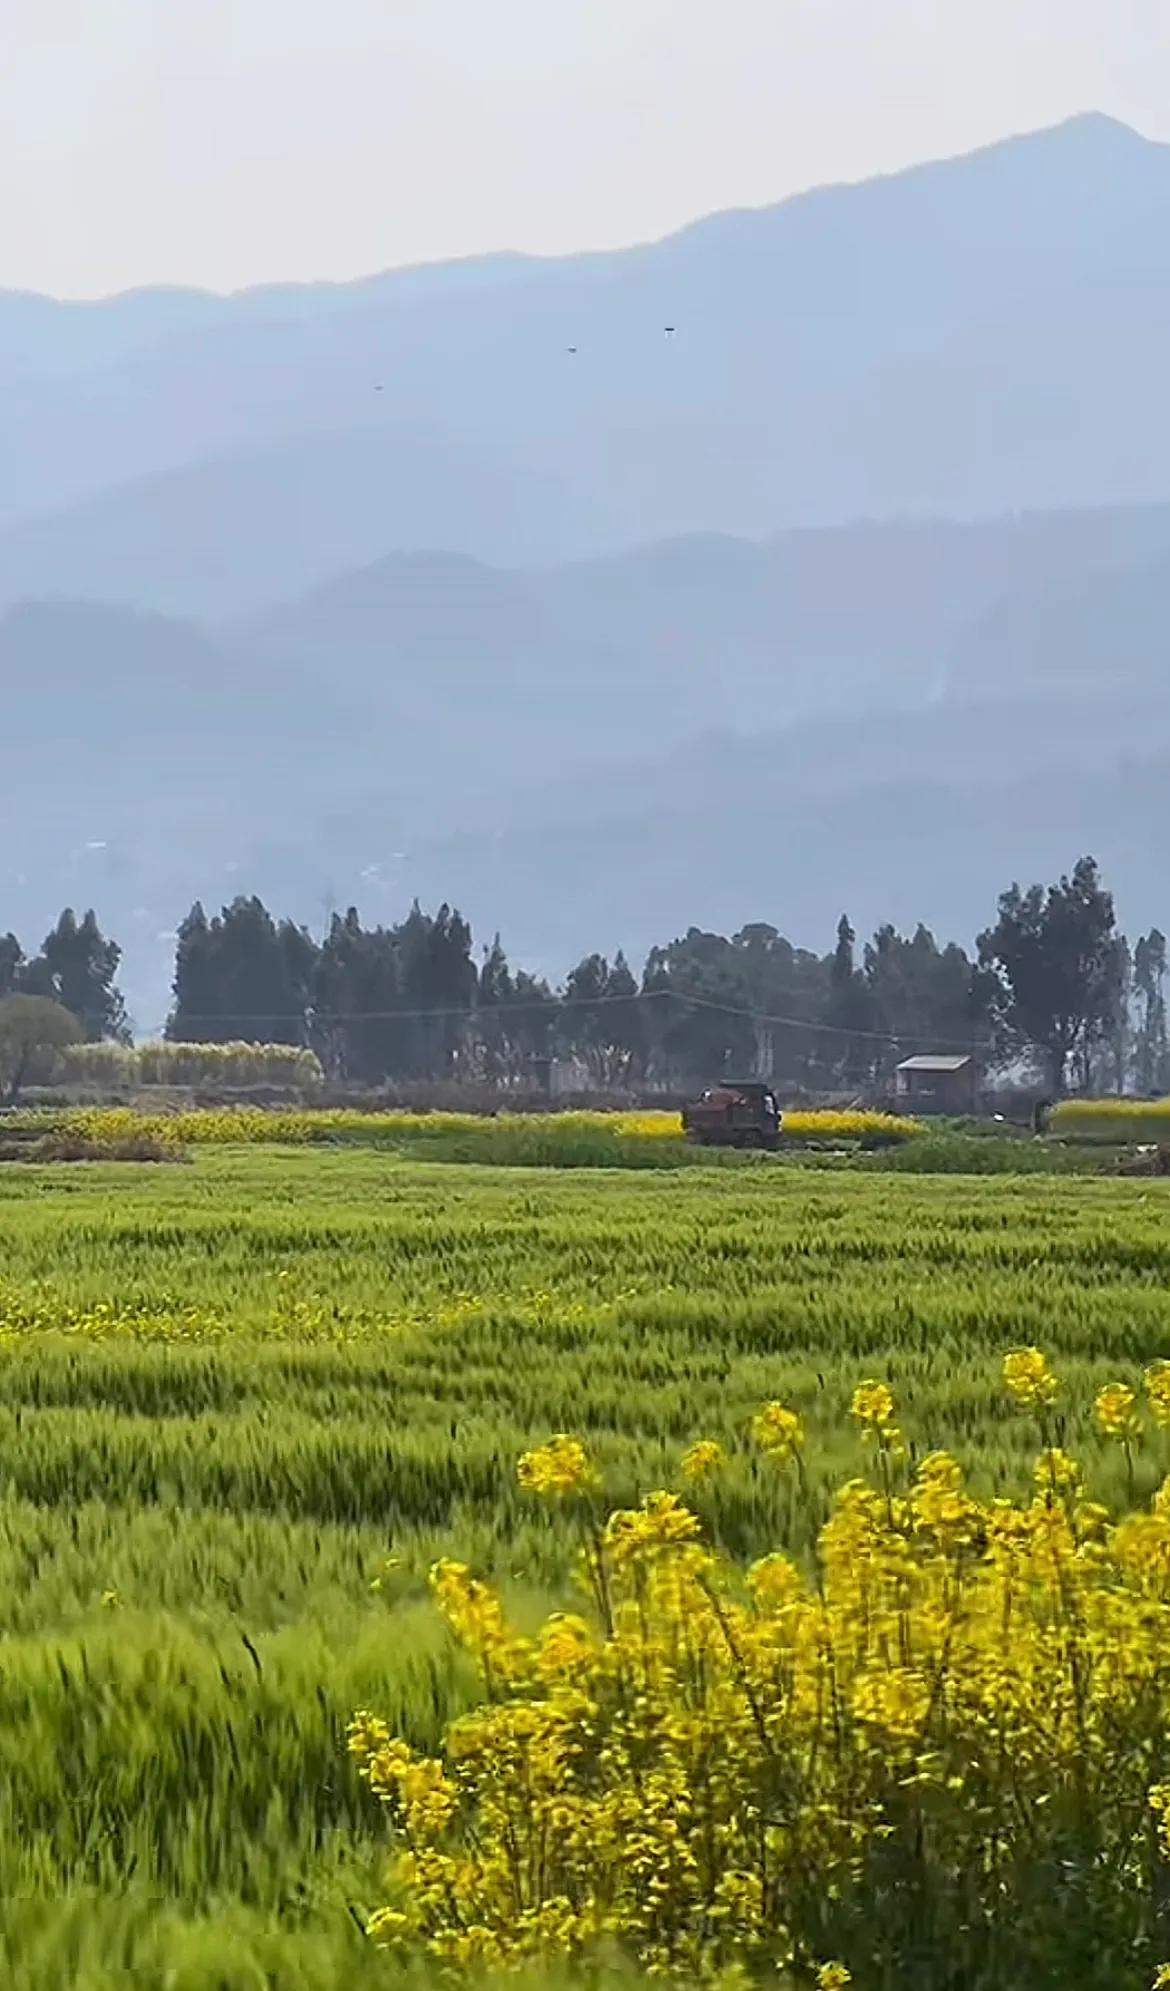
[681,1082,782,1151]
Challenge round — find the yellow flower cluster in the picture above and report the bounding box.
[749,1400,805,1461]
[680,1438,726,1483]
[12,1102,923,1154]
[1002,1344,1060,1408]
[1051,1097,1170,1143]
[1096,1381,1141,1440]
[351,1366,1170,1984]
[516,1433,598,1498]
[780,1109,921,1143]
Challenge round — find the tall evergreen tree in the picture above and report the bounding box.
[23,908,128,1042]
[824,914,873,1084]
[1134,929,1169,1096]
[312,910,402,1082]
[168,897,315,1043]
[0,933,22,1001]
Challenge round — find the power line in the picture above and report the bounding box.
[145,983,990,1053]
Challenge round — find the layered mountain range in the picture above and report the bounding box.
[5,113,1170,1023]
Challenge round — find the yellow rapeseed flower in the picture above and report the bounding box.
[353,1375,1170,1981]
[367,1908,412,1948]
[1003,1346,1059,1409]
[852,1665,931,1743]
[851,1380,896,1429]
[748,1551,803,1611]
[1151,1783,1170,1853]
[1095,1381,1141,1441]
[750,1401,805,1460]
[517,1433,598,1499]
[604,1490,703,1565]
[1146,1362,1170,1429]
[680,1438,726,1483]
[536,1612,594,1677]
[1033,1447,1081,1495]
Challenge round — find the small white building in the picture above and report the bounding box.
[895,1054,976,1116]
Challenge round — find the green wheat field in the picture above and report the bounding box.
[3,1141,1170,1985]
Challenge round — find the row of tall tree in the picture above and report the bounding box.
[3,858,1168,1095]
[165,859,1169,1094]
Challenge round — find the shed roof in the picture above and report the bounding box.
[897,1054,973,1074]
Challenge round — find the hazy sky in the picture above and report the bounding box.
[6,0,1170,298]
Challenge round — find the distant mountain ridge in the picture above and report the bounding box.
[3,116,1170,603]
[6,114,1170,1021]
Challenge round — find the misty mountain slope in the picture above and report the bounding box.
[6,117,1170,596]
[242,502,1170,761]
[0,600,352,793]
[0,424,628,617]
[6,542,1170,1027]
[377,752,1170,983]
[8,498,1170,843]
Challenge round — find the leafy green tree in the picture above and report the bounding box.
[0,995,82,1103]
[1102,934,1133,1095]
[477,937,556,1081]
[0,933,22,1000]
[21,909,128,1043]
[310,901,478,1082]
[862,923,990,1083]
[1133,929,1169,1095]
[640,924,830,1086]
[168,897,316,1043]
[311,908,400,1083]
[978,857,1124,1095]
[397,902,478,1078]
[167,904,218,1040]
[561,952,644,1087]
[824,914,874,1085]
[642,934,754,1083]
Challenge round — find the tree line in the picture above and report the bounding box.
[1,857,1167,1097]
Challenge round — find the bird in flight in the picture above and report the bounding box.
[566,346,578,355]
[664,326,676,335]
